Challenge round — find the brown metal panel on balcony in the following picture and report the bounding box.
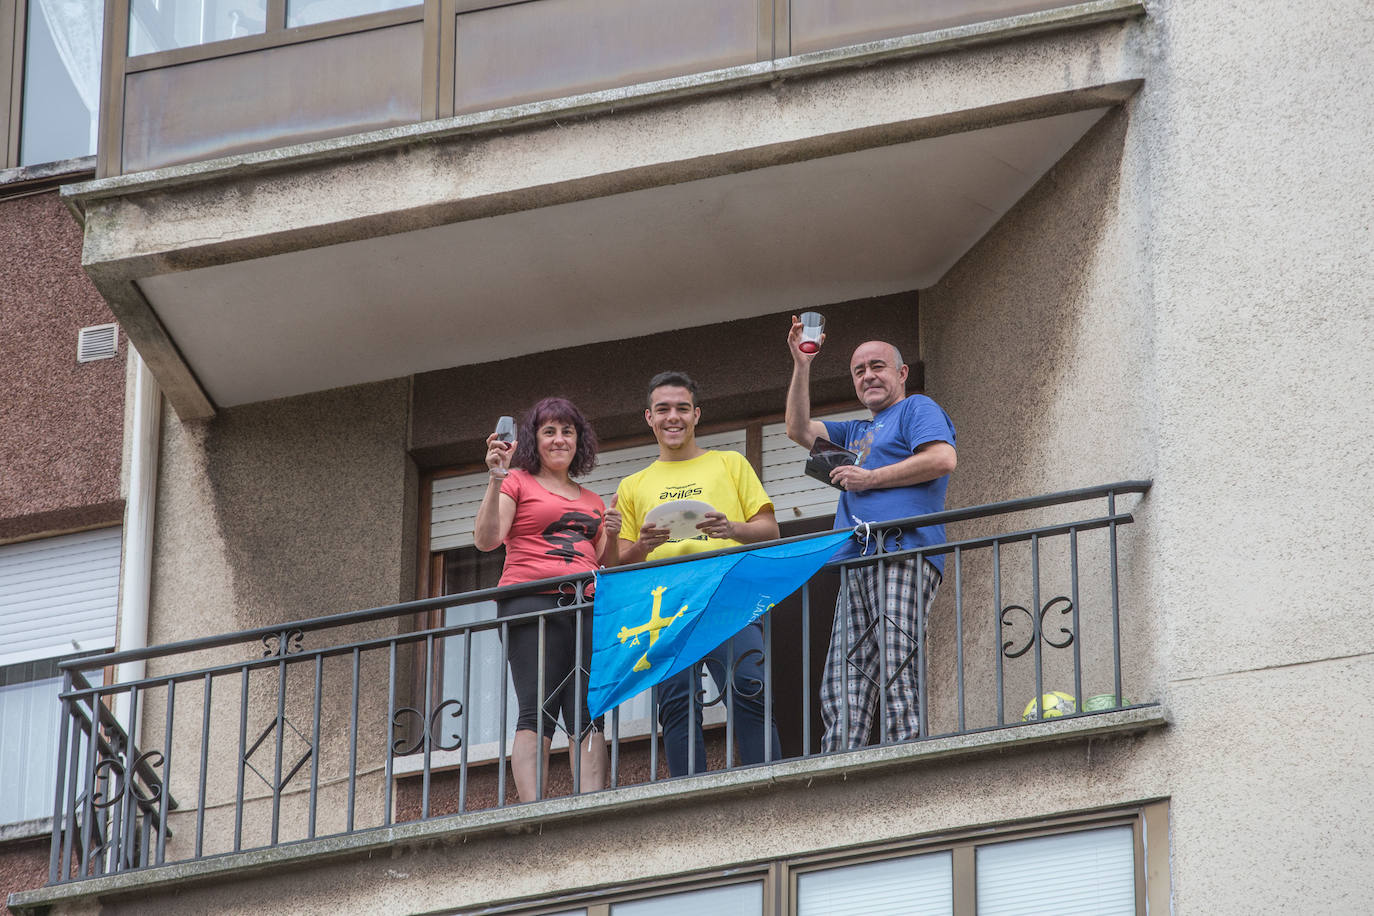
[120,23,423,174]
[452,0,762,116]
[790,0,1077,55]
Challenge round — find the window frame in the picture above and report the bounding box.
[0,650,111,827]
[449,803,1169,916]
[0,0,106,173]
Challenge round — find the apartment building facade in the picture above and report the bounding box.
[0,0,129,904]
[4,0,1373,912]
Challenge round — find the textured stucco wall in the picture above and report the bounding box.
[142,379,416,858]
[0,835,47,916]
[0,191,124,542]
[922,0,1374,909]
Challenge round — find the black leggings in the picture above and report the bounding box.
[496,594,601,738]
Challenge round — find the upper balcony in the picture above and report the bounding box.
[65,0,1146,419]
[11,481,1161,914]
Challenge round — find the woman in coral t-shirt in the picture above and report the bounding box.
[472,397,619,801]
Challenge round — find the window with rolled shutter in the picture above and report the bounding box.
[0,526,121,824]
[0,526,121,667]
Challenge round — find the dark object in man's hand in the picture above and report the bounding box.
[804,438,858,490]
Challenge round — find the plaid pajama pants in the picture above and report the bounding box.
[820,557,941,752]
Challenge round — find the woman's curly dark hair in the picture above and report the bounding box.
[510,397,599,478]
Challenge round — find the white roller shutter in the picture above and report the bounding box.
[761,409,866,523]
[431,430,748,552]
[0,527,122,667]
[975,826,1136,915]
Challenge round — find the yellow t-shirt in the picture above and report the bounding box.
[615,450,773,560]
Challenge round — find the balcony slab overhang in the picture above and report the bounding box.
[63,0,1145,419]
[7,705,1167,915]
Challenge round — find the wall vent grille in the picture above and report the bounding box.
[77,324,118,362]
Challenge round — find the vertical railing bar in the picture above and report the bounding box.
[233,666,248,853]
[62,699,83,880]
[156,679,175,865]
[1109,491,1123,704]
[1031,534,1044,720]
[535,615,546,801]
[105,696,123,874]
[649,683,659,782]
[307,654,323,839]
[140,811,152,868]
[838,566,851,752]
[270,649,288,846]
[63,704,84,879]
[763,611,774,764]
[954,547,966,733]
[1070,528,1083,709]
[49,670,74,883]
[60,703,83,880]
[421,633,434,820]
[877,554,889,745]
[195,672,212,858]
[90,760,107,877]
[801,580,812,756]
[346,647,360,833]
[95,760,112,877]
[724,632,736,771]
[572,603,584,795]
[383,642,397,827]
[993,541,1004,725]
[688,653,700,776]
[118,683,141,871]
[84,741,103,879]
[916,552,928,739]
[101,752,118,876]
[497,621,509,806]
[458,627,472,814]
[609,704,620,789]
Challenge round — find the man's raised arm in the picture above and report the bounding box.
[786,315,829,449]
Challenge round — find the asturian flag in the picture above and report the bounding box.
[587,530,851,719]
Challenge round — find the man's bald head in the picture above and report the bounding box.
[853,341,903,368]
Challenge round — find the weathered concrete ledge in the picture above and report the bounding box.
[0,817,53,844]
[0,157,94,198]
[9,705,1166,913]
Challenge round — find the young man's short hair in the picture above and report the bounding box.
[646,370,699,407]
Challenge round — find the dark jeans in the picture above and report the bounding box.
[657,621,782,776]
[497,594,601,738]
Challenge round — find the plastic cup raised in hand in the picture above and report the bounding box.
[494,416,515,443]
[799,312,825,354]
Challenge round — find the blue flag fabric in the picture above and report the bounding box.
[587,530,852,719]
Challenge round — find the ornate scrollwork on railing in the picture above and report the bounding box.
[695,648,766,707]
[428,699,464,752]
[1000,596,1075,659]
[90,757,127,810]
[89,750,166,810]
[555,576,594,608]
[862,523,905,556]
[391,699,465,756]
[261,628,305,657]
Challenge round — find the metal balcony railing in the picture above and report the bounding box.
[46,480,1149,884]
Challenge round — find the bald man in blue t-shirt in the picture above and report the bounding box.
[785,319,957,751]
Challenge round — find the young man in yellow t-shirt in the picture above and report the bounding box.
[615,371,783,776]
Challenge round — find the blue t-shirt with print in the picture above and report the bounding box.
[822,394,956,573]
